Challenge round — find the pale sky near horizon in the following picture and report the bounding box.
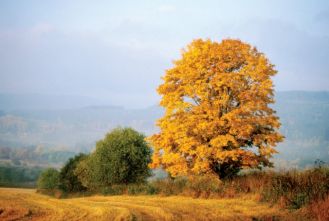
[0,0,329,108]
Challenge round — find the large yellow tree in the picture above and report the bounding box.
[148,39,284,179]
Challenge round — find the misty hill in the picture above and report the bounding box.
[274,91,329,168]
[0,93,104,111]
[0,104,162,151]
[0,91,328,168]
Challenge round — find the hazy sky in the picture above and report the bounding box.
[0,0,329,108]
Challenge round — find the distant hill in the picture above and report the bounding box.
[274,91,329,168]
[0,91,328,168]
[0,93,105,111]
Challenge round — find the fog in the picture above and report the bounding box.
[0,0,329,108]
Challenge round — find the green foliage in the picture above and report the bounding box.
[126,184,141,195]
[59,153,87,192]
[101,185,126,195]
[75,127,152,190]
[144,184,158,195]
[73,154,98,190]
[0,166,42,187]
[37,168,60,190]
[100,183,158,196]
[127,183,158,195]
[94,127,151,185]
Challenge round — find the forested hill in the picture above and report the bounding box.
[0,91,328,168]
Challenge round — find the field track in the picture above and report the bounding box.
[0,188,290,221]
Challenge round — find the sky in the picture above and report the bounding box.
[0,0,329,108]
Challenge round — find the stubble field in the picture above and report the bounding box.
[0,188,299,221]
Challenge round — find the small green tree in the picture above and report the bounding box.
[75,127,152,188]
[59,153,87,192]
[37,168,60,190]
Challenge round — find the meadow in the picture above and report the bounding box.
[2,164,329,220]
[0,188,299,221]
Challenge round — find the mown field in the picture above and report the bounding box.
[0,188,302,221]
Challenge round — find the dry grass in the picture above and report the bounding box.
[0,187,306,221]
[308,195,329,221]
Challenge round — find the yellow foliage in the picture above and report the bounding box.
[148,38,283,178]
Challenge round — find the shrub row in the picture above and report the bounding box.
[41,166,328,207]
[128,166,329,211]
[261,167,329,209]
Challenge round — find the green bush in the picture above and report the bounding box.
[126,183,157,195]
[101,185,125,195]
[145,183,158,195]
[127,184,145,195]
[75,127,152,190]
[37,168,60,190]
[99,183,159,196]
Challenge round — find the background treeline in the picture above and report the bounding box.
[0,146,76,166]
[0,165,42,187]
[0,146,76,187]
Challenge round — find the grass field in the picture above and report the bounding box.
[0,188,306,221]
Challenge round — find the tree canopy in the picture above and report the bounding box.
[148,39,284,179]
